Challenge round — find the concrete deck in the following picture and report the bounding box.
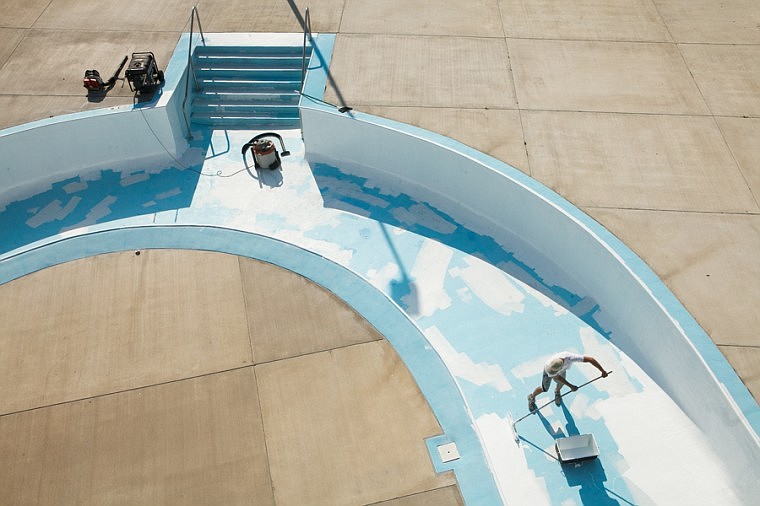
[0,250,458,505]
[1,0,759,504]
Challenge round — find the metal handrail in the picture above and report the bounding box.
[300,7,312,93]
[181,6,206,139]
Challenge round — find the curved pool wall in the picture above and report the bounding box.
[299,104,760,482]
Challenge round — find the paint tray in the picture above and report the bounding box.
[555,434,599,463]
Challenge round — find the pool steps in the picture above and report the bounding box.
[190,44,311,129]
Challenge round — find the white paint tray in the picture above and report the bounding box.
[555,434,599,463]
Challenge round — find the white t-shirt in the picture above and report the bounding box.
[544,351,584,377]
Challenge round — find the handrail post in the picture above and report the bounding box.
[181,6,206,140]
[301,8,312,93]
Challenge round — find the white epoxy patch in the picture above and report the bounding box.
[450,256,525,316]
[366,262,401,292]
[425,325,511,392]
[26,197,80,228]
[592,359,742,505]
[406,239,453,317]
[477,412,552,506]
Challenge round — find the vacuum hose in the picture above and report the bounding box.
[106,55,129,87]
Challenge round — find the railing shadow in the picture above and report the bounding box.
[310,161,609,336]
[286,0,351,112]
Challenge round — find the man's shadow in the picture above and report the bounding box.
[536,405,629,505]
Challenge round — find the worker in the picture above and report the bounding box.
[528,351,608,412]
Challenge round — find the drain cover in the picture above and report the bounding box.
[437,442,460,463]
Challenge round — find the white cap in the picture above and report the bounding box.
[547,357,564,375]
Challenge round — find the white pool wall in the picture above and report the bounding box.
[300,104,760,489]
[0,34,193,205]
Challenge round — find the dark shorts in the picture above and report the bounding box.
[541,371,565,391]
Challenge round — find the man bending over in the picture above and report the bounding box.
[528,351,608,412]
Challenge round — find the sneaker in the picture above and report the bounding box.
[554,391,562,406]
[528,394,537,412]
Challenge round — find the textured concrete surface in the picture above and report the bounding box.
[521,111,757,212]
[718,117,760,196]
[679,43,760,117]
[371,485,464,506]
[507,39,709,114]
[341,0,504,37]
[257,340,455,505]
[0,368,273,506]
[0,252,451,505]
[241,257,384,363]
[326,34,516,109]
[653,0,760,44]
[0,250,252,414]
[500,0,671,41]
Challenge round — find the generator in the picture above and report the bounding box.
[125,52,164,94]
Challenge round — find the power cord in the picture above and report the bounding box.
[136,105,248,178]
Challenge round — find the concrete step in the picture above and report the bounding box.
[194,45,311,57]
[194,68,302,81]
[193,55,304,70]
[191,103,299,118]
[190,114,301,129]
[189,44,308,130]
[194,91,300,105]
[195,78,301,93]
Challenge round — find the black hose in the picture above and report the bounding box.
[106,55,129,87]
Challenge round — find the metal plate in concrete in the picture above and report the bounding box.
[717,117,760,200]
[33,0,196,31]
[341,0,504,37]
[679,44,760,117]
[0,368,274,506]
[508,38,709,115]
[240,258,383,364]
[0,29,180,96]
[653,0,760,44]
[499,0,671,42]
[0,0,51,28]
[586,208,760,351]
[256,340,454,506]
[324,34,516,109]
[360,106,529,171]
[0,250,253,414]
[522,110,757,212]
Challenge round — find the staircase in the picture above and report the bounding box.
[190,44,311,130]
